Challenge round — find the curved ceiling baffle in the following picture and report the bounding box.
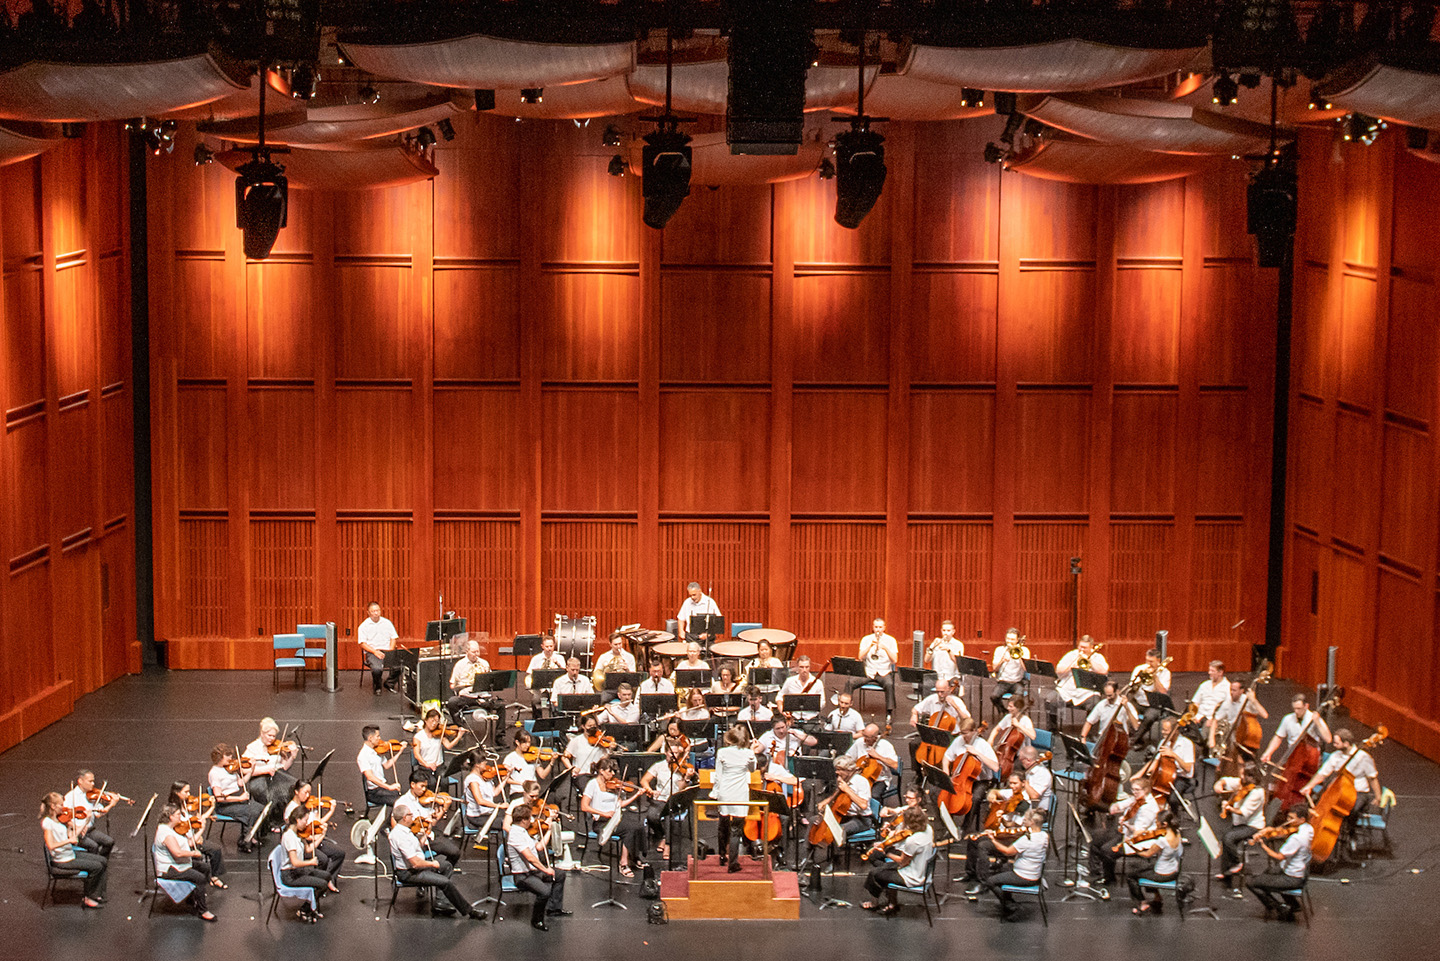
[1314,52,1440,129]
[197,88,469,146]
[165,72,310,124]
[0,122,65,166]
[1019,92,1284,155]
[215,141,439,191]
[1004,130,1222,184]
[485,75,643,119]
[831,72,992,122]
[1172,74,1347,126]
[0,48,249,122]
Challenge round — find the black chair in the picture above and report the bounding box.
[41,849,95,909]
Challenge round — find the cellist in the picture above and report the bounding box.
[1081,680,1138,743]
[910,676,970,729]
[1302,728,1382,823]
[1149,715,1197,805]
[1259,693,1332,811]
[989,695,1036,778]
[941,720,1000,833]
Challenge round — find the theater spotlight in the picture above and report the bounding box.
[290,63,319,100]
[607,154,626,177]
[1212,74,1239,106]
[641,127,692,229]
[416,126,437,149]
[436,118,455,141]
[520,87,544,104]
[235,158,288,261]
[194,143,215,166]
[358,84,380,105]
[817,157,835,180]
[833,126,886,229]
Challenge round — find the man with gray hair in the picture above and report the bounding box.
[677,581,722,645]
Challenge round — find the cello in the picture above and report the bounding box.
[914,690,962,770]
[745,745,788,845]
[1216,663,1272,777]
[937,722,988,816]
[1081,686,1137,810]
[807,778,857,848]
[1309,727,1387,863]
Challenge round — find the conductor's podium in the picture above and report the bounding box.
[660,855,801,920]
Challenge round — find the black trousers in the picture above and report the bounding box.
[983,868,1037,908]
[864,865,904,901]
[56,851,108,899]
[198,841,226,878]
[427,834,461,867]
[315,837,345,880]
[215,799,263,843]
[990,680,1024,714]
[159,865,208,910]
[1088,825,1124,884]
[847,673,896,714]
[964,836,1000,882]
[281,866,331,899]
[78,828,114,858]
[515,869,567,921]
[717,815,743,862]
[365,786,402,810]
[1127,865,1192,904]
[1248,866,1305,911]
[366,652,401,691]
[397,864,472,915]
[1134,707,1164,748]
[1220,824,1258,878]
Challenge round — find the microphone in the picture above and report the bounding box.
[1231,619,1246,630]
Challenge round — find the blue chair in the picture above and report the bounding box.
[273,634,308,691]
[884,846,941,926]
[1355,789,1395,858]
[41,848,94,909]
[150,877,198,917]
[265,845,319,925]
[730,622,762,637]
[296,624,329,669]
[998,876,1049,925]
[1031,729,1053,753]
[1275,877,1312,928]
[210,810,243,848]
[1137,875,1190,919]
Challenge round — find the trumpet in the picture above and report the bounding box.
[1133,655,1173,688]
[1075,643,1104,672]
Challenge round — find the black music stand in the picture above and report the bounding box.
[742,719,772,740]
[603,671,643,692]
[674,669,711,689]
[640,693,679,720]
[828,656,868,682]
[952,654,989,716]
[1072,667,1108,692]
[915,759,952,793]
[555,692,602,716]
[913,726,953,783]
[749,787,794,865]
[383,648,421,715]
[1022,658,1057,679]
[809,731,856,756]
[662,785,704,869]
[692,614,725,645]
[897,665,937,700]
[747,667,785,688]
[705,693,744,716]
[786,693,822,718]
[678,719,713,742]
[615,752,663,782]
[1058,732,1095,768]
[528,715,571,746]
[604,724,648,749]
[309,749,335,799]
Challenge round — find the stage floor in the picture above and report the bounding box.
[0,668,1437,961]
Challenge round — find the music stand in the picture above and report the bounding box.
[309,749,335,799]
[747,667,785,688]
[693,614,725,644]
[915,759,953,794]
[1058,732,1094,769]
[1191,814,1222,919]
[678,719,713,741]
[640,693,678,719]
[1072,668,1108,693]
[511,633,543,707]
[791,754,837,787]
[556,693,602,716]
[603,671,643,692]
[593,809,628,909]
[897,665,937,696]
[785,693,822,717]
[661,784,703,869]
[605,724,648,749]
[1022,658,1057,679]
[705,693,744,715]
[531,668,564,698]
[242,800,274,903]
[130,793,159,902]
[360,809,390,906]
[674,669,711,689]
[914,727,953,779]
[827,656,868,681]
[528,715,570,740]
[1060,803,1099,901]
[809,731,856,756]
[952,655,989,710]
[616,752,663,782]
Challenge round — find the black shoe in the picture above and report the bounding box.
[532,920,550,931]
[468,909,487,921]
[728,861,743,874]
[547,909,573,917]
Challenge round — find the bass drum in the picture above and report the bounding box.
[553,614,596,666]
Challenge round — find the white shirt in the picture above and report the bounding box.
[1212,694,1249,728]
[1189,678,1230,718]
[412,729,445,769]
[737,704,774,722]
[281,828,311,869]
[565,733,606,776]
[209,764,246,801]
[839,772,873,811]
[62,787,96,830]
[859,632,899,677]
[1055,649,1107,704]
[1280,822,1315,877]
[992,643,1030,683]
[1223,782,1266,829]
[503,751,535,794]
[243,737,283,777]
[582,778,620,817]
[639,677,676,695]
[644,759,689,803]
[826,707,865,734]
[677,593,721,634]
[388,824,425,870]
[712,745,755,816]
[1274,711,1324,748]
[914,692,969,723]
[593,649,637,679]
[896,826,935,887]
[1114,794,1160,838]
[462,773,500,819]
[1022,763,1054,807]
[44,817,75,862]
[1085,698,1137,741]
[526,652,565,687]
[507,823,542,874]
[357,744,388,789]
[993,712,1036,746]
[450,656,490,692]
[756,730,805,760]
[777,672,824,712]
[1130,664,1171,705]
[1314,748,1378,794]
[929,638,964,679]
[1166,734,1196,775]
[552,674,595,698]
[154,823,187,874]
[844,737,899,773]
[1151,833,1184,876]
[603,700,641,724]
[941,735,999,775]
[358,615,398,652]
[393,791,430,822]
[1011,831,1048,881]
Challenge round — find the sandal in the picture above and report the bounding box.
[199,911,217,922]
[210,878,228,889]
[1133,904,1151,915]
[879,904,899,917]
[861,901,882,911]
[619,865,634,879]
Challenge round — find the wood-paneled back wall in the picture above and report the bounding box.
[1285,126,1440,759]
[0,127,137,752]
[149,116,1277,673]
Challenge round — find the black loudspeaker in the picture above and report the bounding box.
[1247,161,1297,268]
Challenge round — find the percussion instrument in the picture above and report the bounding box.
[553,614,596,664]
[738,628,797,646]
[710,640,759,658]
[651,641,688,657]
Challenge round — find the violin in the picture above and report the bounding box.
[266,739,299,756]
[1114,826,1171,853]
[602,773,648,796]
[587,729,618,751]
[183,793,214,814]
[521,745,562,764]
[297,821,327,840]
[186,816,207,835]
[56,807,87,824]
[222,756,253,774]
[526,799,561,838]
[443,725,467,740]
[867,827,914,858]
[1247,822,1302,847]
[478,761,511,781]
[86,788,134,805]
[417,790,454,807]
[409,816,436,836]
[375,738,408,756]
[303,795,336,814]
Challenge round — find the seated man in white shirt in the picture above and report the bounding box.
[980,808,1049,921]
[736,685,774,723]
[358,602,401,694]
[910,676,970,730]
[506,806,570,929]
[387,809,486,919]
[638,661,676,696]
[825,692,865,735]
[591,635,637,691]
[1247,803,1315,922]
[941,719,1001,834]
[776,655,823,720]
[524,637,566,710]
[1046,634,1108,730]
[1187,660,1230,731]
[1152,715,1197,804]
[1302,727,1382,821]
[601,683,641,724]
[445,640,493,719]
[550,658,595,710]
[756,716,817,763]
[844,724,900,800]
[1085,775,1161,897]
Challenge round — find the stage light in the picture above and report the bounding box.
[817,157,835,180]
[520,87,544,104]
[235,158,288,261]
[1237,72,1261,88]
[290,63,319,100]
[144,119,177,156]
[416,126,437,149]
[1212,74,1239,106]
[358,85,379,105]
[194,143,215,166]
[602,124,623,147]
[607,154,626,177]
[474,89,495,111]
[960,88,984,108]
[641,128,691,228]
[436,118,455,141]
[1307,93,1332,110]
[833,127,885,229]
[983,142,1005,164]
[1405,126,1430,150]
[1340,113,1384,145]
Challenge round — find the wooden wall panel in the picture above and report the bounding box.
[1289,398,1329,532]
[1013,522,1086,643]
[907,521,992,634]
[432,388,522,511]
[791,522,885,639]
[335,388,415,509]
[248,388,316,510]
[1374,568,1429,713]
[335,266,413,380]
[250,518,315,636]
[792,391,887,513]
[4,270,45,406]
[659,270,772,382]
[435,519,520,639]
[1109,521,1173,639]
[1114,180,1185,260]
[433,268,521,381]
[1378,423,1431,570]
[51,264,94,397]
[339,520,411,635]
[1198,265,1268,386]
[912,120,1001,264]
[1390,148,1440,275]
[783,175,891,266]
[791,273,890,383]
[909,270,998,383]
[52,407,95,538]
[432,117,522,261]
[1111,267,1180,383]
[179,518,228,636]
[1191,520,1242,641]
[0,159,41,259]
[1338,273,1378,410]
[172,258,235,379]
[1194,391,1250,515]
[101,391,133,524]
[661,184,773,265]
[540,271,641,381]
[176,386,226,509]
[541,389,638,512]
[1014,392,1089,513]
[538,124,639,265]
[908,391,994,514]
[246,263,313,379]
[7,422,48,553]
[540,520,636,629]
[658,390,770,513]
[1009,270,1095,383]
[1383,275,1435,424]
[1292,264,1334,400]
[97,256,128,386]
[1015,177,1097,261]
[1110,392,1175,514]
[658,522,769,627]
[1330,410,1378,548]
[332,182,416,258]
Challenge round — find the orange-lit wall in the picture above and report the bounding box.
[0,127,137,751]
[1284,126,1440,759]
[148,115,1277,672]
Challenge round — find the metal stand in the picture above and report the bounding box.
[1189,814,1222,919]
[591,812,628,910]
[241,801,274,904]
[130,795,159,902]
[1061,803,1100,903]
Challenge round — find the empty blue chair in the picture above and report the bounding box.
[296,624,328,666]
[273,634,307,691]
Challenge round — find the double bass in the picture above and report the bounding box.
[1082,685,1139,810]
[1309,727,1387,863]
[1216,662,1272,778]
[1269,710,1324,811]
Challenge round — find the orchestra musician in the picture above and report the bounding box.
[1015,745,1054,809]
[647,716,691,755]
[279,807,333,920]
[860,806,934,916]
[524,636,566,707]
[677,581,722,645]
[989,629,1031,714]
[844,723,900,799]
[153,803,216,919]
[1246,803,1314,922]
[1302,728,1382,822]
[592,633,637,690]
[242,718,299,834]
[357,726,403,810]
[672,642,711,698]
[461,754,507,829]
[208,744,262,852]
[746,640,784,691]
[924,619,965,681]
[507,806,570,930]
[1047,634,1108,730]
[1080,680,1139,744]
[711,663,742,698]
[846,618,900,729]
[736,685,773,723]
[411,708,465,790]
[641,737,698,861]
[580,757,648,877]
[601,683,641,724]
[713,726,758,872]
[825,691,865,735]
[989,695,1036,753]
[1127,808,1191,915]
[963,771,1030,897]
[978,808,1049,921]
[168,781,226,883]
[678,687,711,721]
[445,640,492,720]
[394,769,461,866]
[504,730,557,797]
[942,719,1001,833]
[638,660,676,697]
[1129,649,1172,748]
[1214,767,1266,890]
[910,676,970,729]
[1084,774,1161,899]
[281,781,343,886]
[830,755,876,841]
[1258,693,1333,810]
[387,808,487,919]
[756,715,817,761]
[358,601,401,695]
[1208,678,1269,755]
[63,769,119,858]
[562,716,610,786]
[1151,715,1197,803]
[551,657,595,708]
[776,655,823,720]
[40,791,108,908]
[1188,661,1230,728]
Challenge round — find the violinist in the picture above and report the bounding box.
[678,687,711,721]
[924,619,965,681]
[1187,661,1230,726]
[1246,803,1314,921]
[1084,774,1160,899]
[151,803,220,920]
[712,726,758,871]
[1259,693,1332,810]
[647,715,691,754]
[358,601,401,695]
[207,744,262,852]
[285,780,344,886]
[387,809,486,920]
[989,628,1030,714]
[776,655,822,720]
[394,770,461,865]
[979,808,1049,921]
[40,791,108,907]
[411,708,465,790]
[638,660,676,696]
[879,787,925,823]
[602,682,641,724]
[64,769,118,858]
[641,738,697,860]
[963,772,1030,897]
[592,633,637,690]
[357,725,403,809]
[507,806,570,930]
[525,636,566,707]
[168,781,226,883]
[1303,728,1382,821]
[910,676,970,729]
[563,717,610,784]
[580,757,648,877]
[280,807,334,919]
[1080,680,1138,744]
[846,618,899,728]
[461,754,507,830]
[446,639,493,720]
[1207,678,1268,754]
[735,685,773,723]
[825,691,865,735]
[504,730,558,797]
[1047,634,1107,729]
[1127,808,1191,915]
[1129,649,1172,748]
[242,717,299,816]
[860,806,933,916]
[1214,767,1266,889]
[942,720,1001,833]
[551,657,595,707]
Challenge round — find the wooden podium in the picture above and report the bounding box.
[659,854,801,920]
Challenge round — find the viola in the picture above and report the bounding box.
[1247,822,1302,847]
[222,756,253,774]
[297,821,327,840]
[183,793,214,814]
[1113,826,1170,853]
[417,790,454,807]
[521,746,562,764]
[602,774,647,795]
[266,740,298,756]
[587,730,618,750]
[478,761,511,781]
[443,725,467,740]
[303,795,336,814]
[375,738,408,756]
[527,799,562,838]
[87,788,134,805]
[56,807,87,824]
